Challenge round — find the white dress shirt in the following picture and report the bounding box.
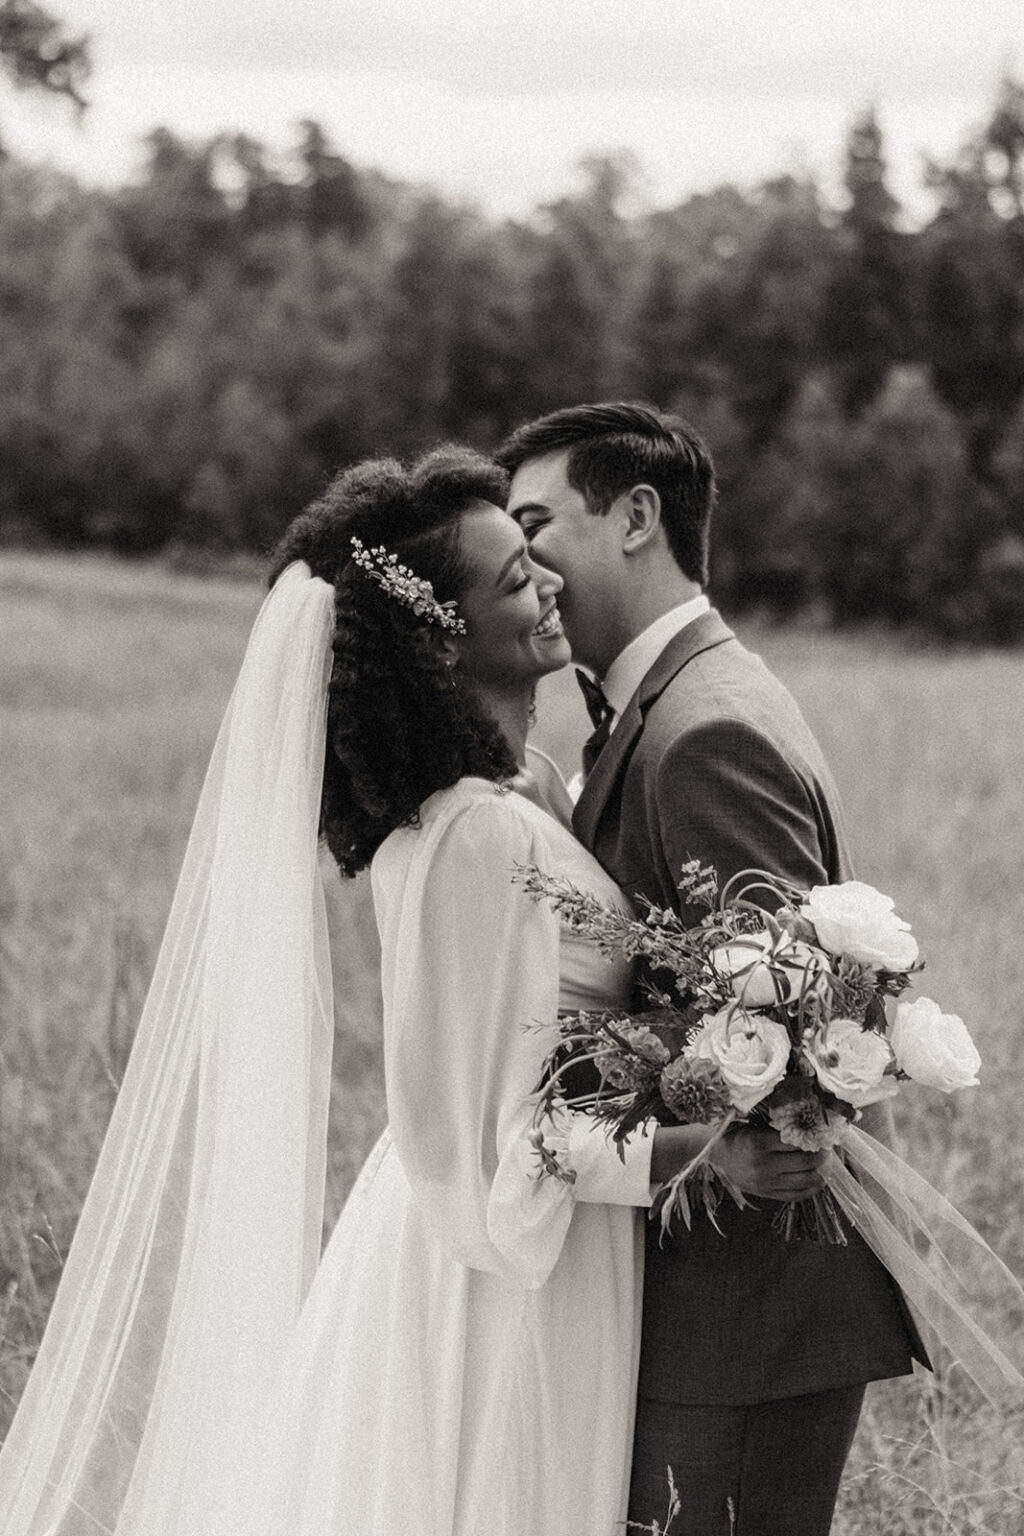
[601,593,711,732]
[566,594,710,802]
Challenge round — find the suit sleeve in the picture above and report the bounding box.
[654,717,830,918]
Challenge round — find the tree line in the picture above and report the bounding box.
[2,66,1024,640]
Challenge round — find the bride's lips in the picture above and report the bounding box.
[532,604,564,639]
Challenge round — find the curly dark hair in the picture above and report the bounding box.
[268,446,518,876]
[496,400,715,584]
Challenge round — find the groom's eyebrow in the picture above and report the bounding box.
[495,546,527,584]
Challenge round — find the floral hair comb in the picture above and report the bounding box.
[349,536,466,634]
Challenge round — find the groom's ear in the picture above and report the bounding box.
[621,484,662,555]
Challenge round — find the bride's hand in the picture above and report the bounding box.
[709,1125,828,1201]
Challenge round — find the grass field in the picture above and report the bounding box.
[2,550,1023,1531]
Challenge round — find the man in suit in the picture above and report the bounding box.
[497,402,918,1536]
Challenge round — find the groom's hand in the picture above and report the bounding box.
[709,1125,828,1201]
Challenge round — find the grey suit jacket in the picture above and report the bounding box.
[573,610,917,1405]
[574,610,851,919]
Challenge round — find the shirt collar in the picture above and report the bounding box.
[601,595,710,719]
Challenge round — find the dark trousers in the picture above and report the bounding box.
[627,1383,866,1536]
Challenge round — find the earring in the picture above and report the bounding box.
[446,662,457,690]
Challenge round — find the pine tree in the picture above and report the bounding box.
[819,108,910,417]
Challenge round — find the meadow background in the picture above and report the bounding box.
[1,548,1022,1532]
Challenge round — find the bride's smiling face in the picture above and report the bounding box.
[453,504,571,689]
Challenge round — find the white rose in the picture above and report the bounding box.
[890,996,981,1092]
[689,1006,791,1114]
[801,881,919,972]
[712,931,828,1009]
[807,1016,898,1108]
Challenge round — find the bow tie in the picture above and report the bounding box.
[575,669,616,776]
[575,668,613,731]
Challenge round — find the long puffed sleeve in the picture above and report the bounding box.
[374,788,585,1289]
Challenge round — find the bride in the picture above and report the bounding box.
[0,447,681,1535]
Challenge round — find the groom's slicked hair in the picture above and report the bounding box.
[496,401,715,585]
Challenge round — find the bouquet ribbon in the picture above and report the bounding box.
[831,1125,1024,1410]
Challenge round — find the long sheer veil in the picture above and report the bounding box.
[0,561,337,1535]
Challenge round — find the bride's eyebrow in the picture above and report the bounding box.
[494,545,527,586]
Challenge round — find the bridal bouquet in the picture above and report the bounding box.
[516,860,982,1242]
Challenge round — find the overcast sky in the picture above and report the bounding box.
[3,0,1022,218]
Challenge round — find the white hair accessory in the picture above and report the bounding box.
[350,535,466,633]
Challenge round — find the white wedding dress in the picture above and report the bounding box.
[247,768,654,1536]
[0,572,656,1536]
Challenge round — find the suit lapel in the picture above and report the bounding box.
[572,609,736,851]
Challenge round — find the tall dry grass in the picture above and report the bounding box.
[1,552,1022,1528]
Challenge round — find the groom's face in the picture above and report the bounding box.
[506,450,625,675]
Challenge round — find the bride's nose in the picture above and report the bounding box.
[532,558,563,597]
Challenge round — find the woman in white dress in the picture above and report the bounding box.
[0,447,664,1535]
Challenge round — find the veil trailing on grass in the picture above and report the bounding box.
[0,561,337,1535]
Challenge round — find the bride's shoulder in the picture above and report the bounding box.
[371,776,627,913]
[422,776,524,820]
[430,777,623,907]
[375,777,542,865]
[418,772,586,861]
[427,777,556,844]
[371,777,559,902]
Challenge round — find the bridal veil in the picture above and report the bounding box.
[0,562,337,1534]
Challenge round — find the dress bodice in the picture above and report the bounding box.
[526,800,633,1017]
[512,747,633,1017]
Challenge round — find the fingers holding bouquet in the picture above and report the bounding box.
[709,1125,830,1203]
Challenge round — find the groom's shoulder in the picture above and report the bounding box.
[641,626,823,770]
[648,624,795,730]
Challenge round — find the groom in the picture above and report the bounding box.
[498,403,918,1536]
